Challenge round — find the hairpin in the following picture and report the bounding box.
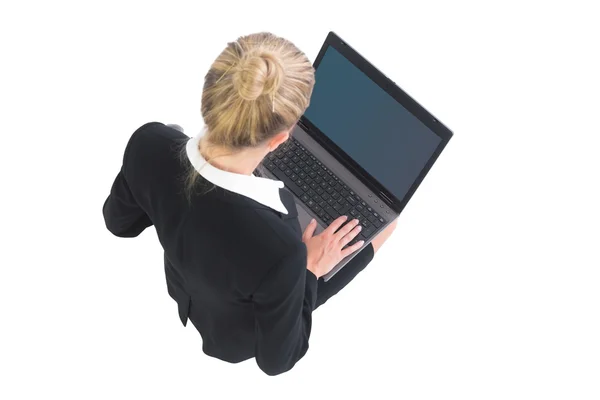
[215,63,235,85]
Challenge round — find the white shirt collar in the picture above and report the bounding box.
[185,133,288,214]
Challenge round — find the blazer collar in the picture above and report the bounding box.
[185,133,289,215]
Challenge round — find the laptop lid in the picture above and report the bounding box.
[298,31,453,214]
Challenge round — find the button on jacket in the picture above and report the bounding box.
[102,122,374,375]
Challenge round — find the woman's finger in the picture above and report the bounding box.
[333,218,360,243]
[302,218,317,242]
[324,215,348,236]
[338,224,362,247]
[340,239,366,258]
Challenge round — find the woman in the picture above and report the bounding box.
[102,32,397,376]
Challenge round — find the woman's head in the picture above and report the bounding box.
[201,32,315,149]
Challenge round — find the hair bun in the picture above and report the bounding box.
[233,51,284,101]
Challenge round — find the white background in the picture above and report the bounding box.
[1,0,599,399]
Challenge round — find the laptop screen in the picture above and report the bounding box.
[303,46,443,202]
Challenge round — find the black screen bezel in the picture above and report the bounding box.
[299,31,453,214]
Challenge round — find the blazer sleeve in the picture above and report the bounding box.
[102,166,153,238]
[252,242,318,376]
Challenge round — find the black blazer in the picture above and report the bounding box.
[103,122,325,376]
[103,122,375,375]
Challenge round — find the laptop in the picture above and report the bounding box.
[260,31,453,281]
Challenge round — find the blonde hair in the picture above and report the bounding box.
[179,32,315,202]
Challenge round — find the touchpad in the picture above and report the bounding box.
[295,200,325,235]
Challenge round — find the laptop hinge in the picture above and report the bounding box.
[298,119,308,131]
[379,191,393,205]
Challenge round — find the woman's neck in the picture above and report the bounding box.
[199,137,268,176]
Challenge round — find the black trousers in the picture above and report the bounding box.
[314,242,375,310]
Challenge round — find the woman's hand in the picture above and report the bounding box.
[302,216,364,279]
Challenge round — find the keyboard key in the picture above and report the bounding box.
[338,203,351,215]
[301,184,310,192]
[270,167,304,197]
[337,196,345,204]
[325,206,340,219]
[332,192,340,199]
[316,188,324,195]
[341,190,349,197]
[361,226,375,238]
[356,205,363,212]
[347,196,357,205]
[374,219,382,228]
[368,215,377,224]
[301,194,310,203]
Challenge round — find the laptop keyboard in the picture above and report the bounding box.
[263,137,386,246]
